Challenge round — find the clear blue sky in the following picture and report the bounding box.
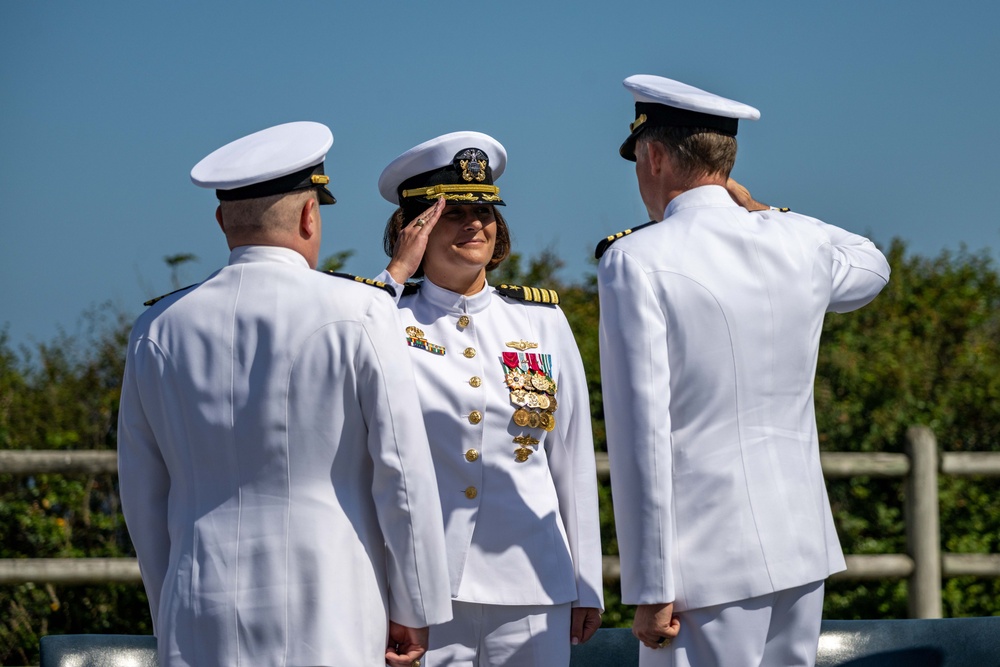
[2,1,998,348]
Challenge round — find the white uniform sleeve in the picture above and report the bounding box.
[374,269,404,305]
[597,248,675,605]
[796,215,890,313]
[356,294,453,627]
[546,310,605,611]
[117,336,171,632]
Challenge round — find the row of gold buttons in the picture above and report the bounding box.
[461,312,479,502]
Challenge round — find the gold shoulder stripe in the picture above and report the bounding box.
[144,283,199,307]
[594,220,659,259]
[325,271,397,297]
[496,284,560,305]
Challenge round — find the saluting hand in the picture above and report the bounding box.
[632,602,680,650]
[386,197,446,284]
[726,178,769,211]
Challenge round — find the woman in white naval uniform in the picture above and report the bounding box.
[373,131,604,666]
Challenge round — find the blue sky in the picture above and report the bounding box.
[2,1,998,348]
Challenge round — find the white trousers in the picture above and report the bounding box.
[424,600,572,667]
[640,581,825,667]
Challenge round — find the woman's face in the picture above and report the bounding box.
[421,204,497,278]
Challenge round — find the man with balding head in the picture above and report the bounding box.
[118,121,451,667]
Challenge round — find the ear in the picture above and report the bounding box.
[215,205,225,232]
[299,196,319,239]
[645,141,668,176]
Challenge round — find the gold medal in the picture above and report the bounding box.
[506,371,525,390]
[526,392,541,409]
[537,394,551,410]
[531,374,549,392]
[510,389,528,406]
[513,408,530,427]
[528,412,541,429]
[543,413,556,432]
[545,395,558,412]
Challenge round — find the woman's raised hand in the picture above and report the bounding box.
[386,197,445,284]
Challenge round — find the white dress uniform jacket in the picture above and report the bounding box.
[598,185,890,612]
[118,246,452,667]
[378,273,604,610]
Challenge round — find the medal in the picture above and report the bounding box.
[513,409,530,427]
[543,413,556,431]
[531,374,550,392]
[510,389,528,406]
[537,394,551,410]
[528,412,541,429]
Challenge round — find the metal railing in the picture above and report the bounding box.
[2,426,1000,617]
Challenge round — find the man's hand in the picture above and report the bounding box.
[385,621,429,667]
[571,607,602,645]
[726,178,769,212]
[386,197,446,284]
[632,602,680,650]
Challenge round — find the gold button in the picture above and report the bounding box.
[469,376,482,388]
[468,410,483,425]
[458,315,471,328]
[463,347,476,358]
[465,449,480,462]
[465,486,478,499]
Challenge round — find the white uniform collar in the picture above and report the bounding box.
[420,276,493,314]
[663,184,737,220]
[228,245,310,268]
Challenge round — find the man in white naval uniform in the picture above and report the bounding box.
[117,122,452,667]
[373,131,604,665]
[597,76,890,666]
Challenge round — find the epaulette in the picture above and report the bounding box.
[771,206,791,212]
[496,284,560,305]
[401,282,421,296]
[325,272,397,298]
[594,220,659,259]
[144,283,198,307]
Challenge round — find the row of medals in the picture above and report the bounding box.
[505,368,558,462]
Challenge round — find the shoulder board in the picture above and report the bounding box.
[144,283,198,307]
[496,284,560,305]
[401,282,421,296]
[594,220,659,259]
[325,272,397,298]
[770,206,791,212]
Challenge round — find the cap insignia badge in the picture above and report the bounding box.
[455,148,488,183]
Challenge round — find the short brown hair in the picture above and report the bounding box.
[639,126,737,181]
[382,205,511,279]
